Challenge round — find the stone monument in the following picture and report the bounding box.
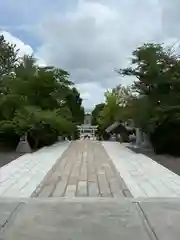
[133,128,152,152]
[58,136,63,141]
[16,134,32,153]
[135,128,143,147]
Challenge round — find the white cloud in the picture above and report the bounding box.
[76,82,105,110]
[2,0,180,109]
[0,31,33,57]
[0,31,46,66]
[35,0,164,109]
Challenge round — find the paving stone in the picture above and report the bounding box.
[88,171,97,182]
[68,176,78,185]
[79,163,87,181]
[76,181,87,196]
[108,178,124,197]
[38,174,60,197]
[104,166,115,178]
[36,141,131,198]
[123,189,132,197]
[0,202,20,231]
[1,200,152,240]
[139,200,180,240]
[0,142,70,197]
[98,174,112,197]
[139,181,160,197]
[65,185,77,197]
[71,164,81,177]
[103,141,180,198]
[88,182,100,196]
[63,160,73,176]
[52,178,68,197]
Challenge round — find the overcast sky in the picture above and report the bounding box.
[0,0,179,110]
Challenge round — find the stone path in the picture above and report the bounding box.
[1,198,180,240]
[2,140,180,239]
[0,142,70,197]
[34,140,131,197]
[103,141,180,197]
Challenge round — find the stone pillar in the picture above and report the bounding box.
[135,128,143,147]
[58,136,63,141]
[16,134,31,153]
[141,132,151,148]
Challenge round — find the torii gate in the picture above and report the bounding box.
[77,124,98,139]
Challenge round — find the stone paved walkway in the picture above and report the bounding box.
[1,198,180,240]
[0,142,70,197]
[2,141,180,239]
[34,140,131,198]
[103,141,180,197]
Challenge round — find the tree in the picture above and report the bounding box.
[111,84,132,107]
[119,43,180,154]
[91,103,105,125]
[0,35,19,121]
[0,35,18,77]
[98,92,120,131]
[0,35,84,148]
[94,84,133,129]
[109,84,134,122]
[13,106,75,148]
[66,87,85,124]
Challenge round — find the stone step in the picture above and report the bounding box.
[1,198,180,240]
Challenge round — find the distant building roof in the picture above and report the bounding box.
[105,121,134,133]
[105,121,120,133]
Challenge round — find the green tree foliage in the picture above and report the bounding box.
[98,92,119,131]
[66,87,85,124]
[91,103,105,125]
[109,84,134,122]
[0,35,18,77]
[93,85,133,133]
[119,43,180,155]
[93,43,180,154]
[0,35,84,148]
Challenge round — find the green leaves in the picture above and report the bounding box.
[0,35,18,78]
[0,120,15,134]
[0,34,84,148]
[94,42,180,153]
[92,84,134,134]
[91,103,105,125]
[65,87,85,124]
[116,43,180,153]
[117,43,180,131]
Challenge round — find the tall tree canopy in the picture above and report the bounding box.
[0,35,84,148]
[91,103,105,125]
[66,87,85,124]
[92,85,133,132]
[118,43,180,154]
[0,35,18,77]
[93,42,180,155]
[98,91,119,130]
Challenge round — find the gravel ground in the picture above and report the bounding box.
[144,151,180,177]
[0,151,24,168]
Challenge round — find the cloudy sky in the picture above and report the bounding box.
[0,0,179,110]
